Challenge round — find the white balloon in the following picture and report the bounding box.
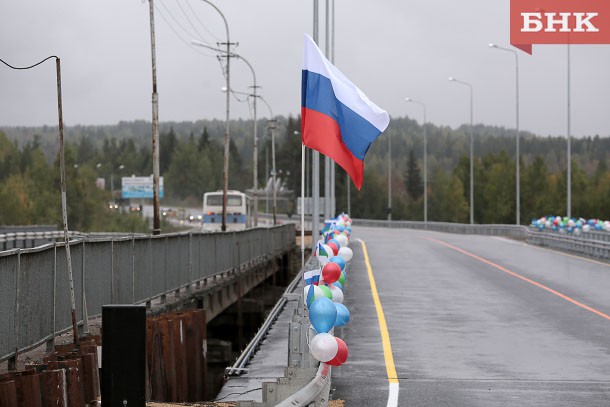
[310,332,338,362]
[304,285,324,307]
[329,284,344,303]
[583,224,591,232]
[335,234,349,248]
[338,246,353,263]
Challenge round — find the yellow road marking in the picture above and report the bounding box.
[428,237,610,322]
[360,239,399,383]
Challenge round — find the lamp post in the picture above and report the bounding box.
[387,131,392,221]
[449,76,474,224]
[258,96,277,224]
[489,43,520,225]
[405,98,428,223]
[567,43,572,219]
[193,39,260,226]
[200,0,232,231]
[271,121,278,225]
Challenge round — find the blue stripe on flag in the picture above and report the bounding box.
[301,70,382,161]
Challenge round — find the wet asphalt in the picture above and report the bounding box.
[331,227,610,406]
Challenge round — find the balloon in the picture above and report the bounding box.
[322,262,342,283]
[309,297,337,333]
[329,256,346,272]
[329,284,344,303]
[335,234,349,248]
[327,242,339,256]
[338,271,346,285]
[310,332,338,362]
[334,302,350,326]
[338,247,353,263]
[332,281,343,291]
[583,224,591,232]
[304,285,324,307]
[326,337,348,366]
[318,284,333,300]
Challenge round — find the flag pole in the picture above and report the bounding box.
[301,143,305,270]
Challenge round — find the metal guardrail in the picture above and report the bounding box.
[225,257,304,377]
[0,229,153,251]
[0,225,295,362]
[353,218,610,261]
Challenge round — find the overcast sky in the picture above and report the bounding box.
[1,0,609,137]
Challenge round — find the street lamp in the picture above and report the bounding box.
[449,76,474,224]
[200,0,232,232]
[489,43,521,225]
[405,98,428,224]
[193,39,260,228]
[387,129,392,221]
[268,120,279,225]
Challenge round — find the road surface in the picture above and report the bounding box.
[331,227,610,406]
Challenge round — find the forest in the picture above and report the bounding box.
[1,115,610,232]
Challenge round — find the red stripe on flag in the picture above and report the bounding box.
[301,107,364,190]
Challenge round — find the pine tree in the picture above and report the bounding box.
[405,149,422,200]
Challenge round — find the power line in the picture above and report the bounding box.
[157,0,197,39]
[0,56,57,70]
[154,2,215,57]
[177,0,207,43]
[185,0,222,42]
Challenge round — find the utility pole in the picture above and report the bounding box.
[217,45,237,231]
[252,84,260,226]
[312,0,320,247]
[148,0,161,235]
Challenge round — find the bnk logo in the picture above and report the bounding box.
[510,0,610,54]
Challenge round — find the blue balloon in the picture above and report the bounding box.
[329,256,346,271]
[329,238,341,248]
[309,297,337,333]
[596,223,603,231]
[332,281,343,291]
[334,303,350,327]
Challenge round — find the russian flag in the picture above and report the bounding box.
[304,267,321,286]
[301,34,390,190]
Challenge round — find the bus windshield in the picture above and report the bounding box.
[206,194,243,207]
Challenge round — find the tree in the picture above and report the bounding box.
[521,156,550,222]
[428,166,468,223]
[198,126,210,151]
[166,135,211,199]
[160,127,177,175]
[404,149,422,200]
[480,151,514,224]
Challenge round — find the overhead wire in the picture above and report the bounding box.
[154,1,215,57]
[177,0,208,43]
[185,0,222,43]
[0,56,57,70]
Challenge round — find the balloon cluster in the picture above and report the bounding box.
[531,215,610,235]
[304,213,353,367]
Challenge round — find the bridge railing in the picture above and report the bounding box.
[0,225,295,363]
[353,219,610,260]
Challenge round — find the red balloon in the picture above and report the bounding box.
[327,337,348,366]
[327,242,339,256]
[322,262,341,284]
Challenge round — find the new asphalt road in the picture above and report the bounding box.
[331,227,610,406]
